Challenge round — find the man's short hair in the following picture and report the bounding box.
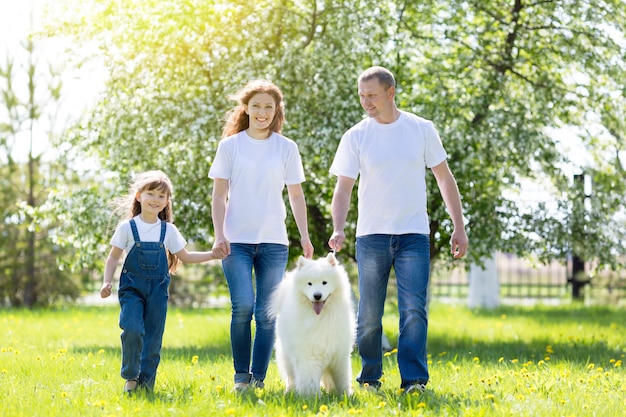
[358,66,396,90]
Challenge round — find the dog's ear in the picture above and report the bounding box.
[297,256,307,268]
[326,252,338,266]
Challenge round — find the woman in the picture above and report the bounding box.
[209,80,314,392]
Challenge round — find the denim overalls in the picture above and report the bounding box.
[118,219,170,391]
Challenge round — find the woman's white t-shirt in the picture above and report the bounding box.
[208,131,305,244]
[110,216,187,254]
[329,111,447,237]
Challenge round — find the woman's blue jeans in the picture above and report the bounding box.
[221,243,289,384]
[355,233,430,389]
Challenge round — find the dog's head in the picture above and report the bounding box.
[292,252,346,315]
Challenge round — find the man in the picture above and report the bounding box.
[328,66,468,393]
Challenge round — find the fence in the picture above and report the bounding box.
[430,252,626,306]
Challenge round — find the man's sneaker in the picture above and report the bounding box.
[359,382,380,392]
[233,382,249,393]
[124,379,138,394]
[404,383,426,394]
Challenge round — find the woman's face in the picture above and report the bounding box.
[244,93,276,133]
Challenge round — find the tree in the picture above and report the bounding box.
[43,0,626,277]
[0,34,81,307]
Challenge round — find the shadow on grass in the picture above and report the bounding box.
[426,304,626,365]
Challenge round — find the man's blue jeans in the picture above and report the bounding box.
[355,233,430,389]
[221,243,289,384]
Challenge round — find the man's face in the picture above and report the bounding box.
[358,78,394,120]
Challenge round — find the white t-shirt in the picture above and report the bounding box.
[208,131,306,244]
[329,111,447,237]
[111,216,187,254]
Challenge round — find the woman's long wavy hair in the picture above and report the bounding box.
[116,170,180,273]
[222,80,285,138]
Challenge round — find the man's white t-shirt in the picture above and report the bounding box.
[329,111,447,237]
[111,215,187,254]
[209,131,305,244]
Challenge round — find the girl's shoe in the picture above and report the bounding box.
[232,382,249,392]
[124,379,138,393]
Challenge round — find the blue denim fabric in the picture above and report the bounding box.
[221,243,289,384]
[355,233,430,389]
[117,220,170,391]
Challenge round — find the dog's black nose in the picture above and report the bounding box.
[314,293,322,300]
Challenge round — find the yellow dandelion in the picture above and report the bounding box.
[192,355,199,364]
[517,395,525,401]
[588,364,595,370]
[319,404,329,413]
[501,314,507,320]
[98,349,105,354]
[473,357,480,363]
[61,392,69,398]
[614,360,622,368]
[378,401,387,408]
[225,408,236,415]
[186,365,192,371]
[93,400,107,407]
[1,369,8,374]
[498,357,504,363]
[36,356,41,361]
[302,405,308,411]
[511,359,519,363]
[546,345,554,354]
[384,351,392,357]
[391,348,398,354]
[215,385,223,393]
[417,402,426,408]
[347,408,362,414]
[484,394,495,400]
[195,370,204,376]
[439,351,447,356]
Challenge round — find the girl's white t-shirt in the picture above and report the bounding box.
[329,111,448,237]
[110,216,187,254]
[209,131,305,244]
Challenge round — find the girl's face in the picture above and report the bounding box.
[244,93,276,134]
[136,187,169,220]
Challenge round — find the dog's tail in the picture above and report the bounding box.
[266,279,284,320]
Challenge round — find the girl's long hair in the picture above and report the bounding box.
[117,170,180,273]
[222,80,285,138]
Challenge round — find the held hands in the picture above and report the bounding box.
[212,237,231,259]
[100,282,112,298]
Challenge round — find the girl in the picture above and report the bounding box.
[100,170,225,393]
[209,80,314,392]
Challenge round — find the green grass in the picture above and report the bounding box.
[1,303,624,416]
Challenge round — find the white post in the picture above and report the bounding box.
[467,253,500,309]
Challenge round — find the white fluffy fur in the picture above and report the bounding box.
[268,253,356,396]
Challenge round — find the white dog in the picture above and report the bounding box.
[268,253,356,396]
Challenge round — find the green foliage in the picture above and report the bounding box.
[0,304,624,416]
[42,0,626,274]
[0,37,82,307]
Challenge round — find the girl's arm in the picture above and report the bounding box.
[211,178,231,258]
[101,246,124,298]
[174,248,226,264]
[287,183,314,259]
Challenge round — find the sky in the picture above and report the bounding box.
[0,0,104,163]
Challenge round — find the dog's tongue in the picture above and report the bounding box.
[313,301,324,315]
